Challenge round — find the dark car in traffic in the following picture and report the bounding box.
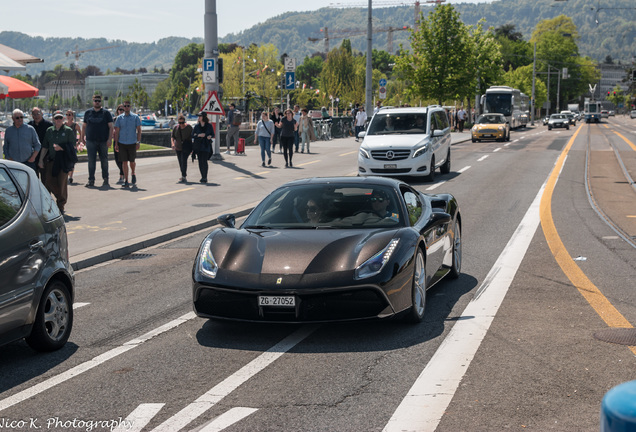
[0,159,74,351]
[192,176,461,324]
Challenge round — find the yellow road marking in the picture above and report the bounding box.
[539,125,635,354]
[138,187,195,201]
[627,215,636,218]
[613,131,636,152]
[296,160,320,167]
[340,151,358,156]
[235,171,270,179]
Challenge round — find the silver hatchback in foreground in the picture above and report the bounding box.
[0,159,74,351]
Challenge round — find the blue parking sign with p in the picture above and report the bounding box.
[203,58,215,72]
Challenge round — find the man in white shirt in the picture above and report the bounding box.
[355,107,367,142]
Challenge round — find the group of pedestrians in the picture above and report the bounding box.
[170,112,213,183]
[2,92,143,213]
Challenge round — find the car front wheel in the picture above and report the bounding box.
[406,248,427,323]
[440,149,451,174]
[423,156,435,182]
[26,280,73,352]
[449,221,462,279]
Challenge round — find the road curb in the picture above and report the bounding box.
[71,204,256,271]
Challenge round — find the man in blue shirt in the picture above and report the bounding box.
[3,109,41,172]
[113,100,141,188]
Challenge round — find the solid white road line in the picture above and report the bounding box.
[113,403,165,432]
[0,312,196,413]
[197,407,259,432]
[151,325,318,432]
[383,176,547,432]
[477,155,489,162]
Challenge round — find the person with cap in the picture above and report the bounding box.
[39,110,76,213]
[82,92,114,188]
[3,109,41,173]
[113,99,142,188]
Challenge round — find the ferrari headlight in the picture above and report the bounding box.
[412,144,429,158]
[359,147,370,159]
[199,239,218,278]
[355,239,399,280]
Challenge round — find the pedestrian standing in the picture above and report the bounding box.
[298,108,315,153]
[269,106,283,153]
[171,114,193,183]
[112,105,125,184]
[355,107,367,141]
[255,111,274,167]
[3,109,41,172]
[114,100,142,188]
[225,103,240,154]
[64,110,83,184]
[39,111,76,214]
[457,107,467,132]
[28,107,52,178]
[193,113,214,183]
[82,93,114,188]
[275,109,297,168]
[292,104,301,152]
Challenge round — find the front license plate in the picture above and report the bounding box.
[258,296,296,307]
[384,164,397,169]
[483,134,492,137]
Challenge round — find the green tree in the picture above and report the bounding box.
[371,49,395,77]
[320,40,365,109]
[149,78,171,113]
[395,4,472,105]
[495,24,533,72]
[502,65,547,114]
[127,78,149,110]
[297,55,324,89]
[470,20,505,99]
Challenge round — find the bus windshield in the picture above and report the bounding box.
[485,94,512,116]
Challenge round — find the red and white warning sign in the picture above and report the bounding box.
[200,91,225,116]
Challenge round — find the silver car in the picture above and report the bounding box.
[0,159,74,351]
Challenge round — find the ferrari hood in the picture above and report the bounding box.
[209,228,398,275]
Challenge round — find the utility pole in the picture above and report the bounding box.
[204,0,221,158]
[365,0,373,115]
[531,42,536,125]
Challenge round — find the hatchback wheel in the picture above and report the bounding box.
[26,281,73,351]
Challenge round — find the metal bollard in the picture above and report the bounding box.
[601,380,636,431]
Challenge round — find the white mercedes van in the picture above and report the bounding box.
[357,106,451,182]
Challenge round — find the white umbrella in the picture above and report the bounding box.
[0,52,26,72]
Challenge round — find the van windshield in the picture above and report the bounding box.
[367,113,428,135]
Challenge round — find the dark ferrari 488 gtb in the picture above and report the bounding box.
[192,176,461,323]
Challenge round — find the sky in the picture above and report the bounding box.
[2,0,490,43]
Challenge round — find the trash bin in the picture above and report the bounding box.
[601,380,636,431]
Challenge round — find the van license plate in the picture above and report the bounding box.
[384,164,397,169]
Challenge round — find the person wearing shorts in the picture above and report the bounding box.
[114,100,141,188]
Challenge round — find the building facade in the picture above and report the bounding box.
[84,73,169,109]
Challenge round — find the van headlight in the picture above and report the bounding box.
[412,144,429,158]
[359,147,370,159]
[198,239,218,278]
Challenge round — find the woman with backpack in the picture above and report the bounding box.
[255,111,274,167]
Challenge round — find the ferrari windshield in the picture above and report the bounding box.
[242,184,404,229]
[366,113,428,135]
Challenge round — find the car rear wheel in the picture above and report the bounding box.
[26,280,73,352]
[405,248,427,323]
[440,149,451,174]
[423,156,435,182]
[449,221,462,279]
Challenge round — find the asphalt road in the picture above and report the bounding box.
[0,119,635,432]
